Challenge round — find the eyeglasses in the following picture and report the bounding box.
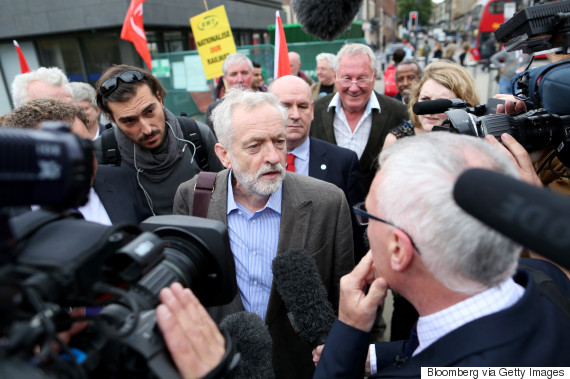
[99,70,145,97]
[336,76,374,89]
[352,202,421,254]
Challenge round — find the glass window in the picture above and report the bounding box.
[80,33,123,85]
[36,37,83,82]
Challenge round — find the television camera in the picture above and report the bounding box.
[0,126,238,378]
[417,1,570,172]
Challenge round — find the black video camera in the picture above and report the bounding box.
[0,127,238,378]
[418,1,570,172]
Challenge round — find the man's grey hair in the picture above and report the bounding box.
[396,59,423,78]
[375,133,522,294]
[211,88,287,148]
[11,67,69,108]
[336,43,377,74]
[68,82,98,109]
[315,53,337,70]
[222,53,253,76]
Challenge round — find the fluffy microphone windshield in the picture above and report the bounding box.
[271,248,336,347]
[219,312,274,379]
[292,0,364,41]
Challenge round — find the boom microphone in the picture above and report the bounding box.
[292,0,364,41]
[219,312,274,379]
[412,99,468,115]
[271,248,335,347]
[453,168,570,269]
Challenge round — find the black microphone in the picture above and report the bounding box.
[219,312,274,379]
[292,0,364,41]
[271,248,336,347]
[453,168,570,269]
[412,99,467,115]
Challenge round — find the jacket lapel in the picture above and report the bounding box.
[308,138,330,181]
[265,174,312,326]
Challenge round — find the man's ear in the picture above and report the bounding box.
[390,229,416,272]
[215,143,231,169]
[106,113,115,123]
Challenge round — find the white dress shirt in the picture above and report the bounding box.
[327,92,380,159]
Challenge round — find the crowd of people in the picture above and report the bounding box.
[2,36,570,379]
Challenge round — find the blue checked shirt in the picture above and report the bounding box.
[226,172,282,320]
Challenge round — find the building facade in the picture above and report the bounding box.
[0,0,280,114]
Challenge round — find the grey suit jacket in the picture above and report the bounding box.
[173,169,354,379]
[310,91,408,190]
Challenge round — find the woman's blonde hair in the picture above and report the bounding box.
[408,60,480,129]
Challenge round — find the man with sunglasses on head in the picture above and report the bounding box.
[94,64,223,216]
[312,133,570,377]
[310,43,408,192]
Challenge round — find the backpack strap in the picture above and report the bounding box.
[100,126,121,166]
[519,261,570,320]
[192,171,217,218]
[178,113,209,171]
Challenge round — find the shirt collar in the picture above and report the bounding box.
[226,170,283,215]
[327,91,381,114]
[288,137,310,162]
[414,277,524,355]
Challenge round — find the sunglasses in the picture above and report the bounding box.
[99,70,144,97]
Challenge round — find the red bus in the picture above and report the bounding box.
[469,0,526,61]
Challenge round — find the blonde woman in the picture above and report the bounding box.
[383,60,479,149]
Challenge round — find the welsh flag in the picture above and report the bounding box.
[121,0,152,70]
[273,11,291,79]
[13,40,30,74]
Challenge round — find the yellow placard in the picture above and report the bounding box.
[190,5,237,80]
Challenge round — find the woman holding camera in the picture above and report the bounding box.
[383,60,480,151]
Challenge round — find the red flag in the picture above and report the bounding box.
[274,11,291,79]
[13,40,30,74]
[121,0,152,71]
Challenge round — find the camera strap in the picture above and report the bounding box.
[192,171,218,218]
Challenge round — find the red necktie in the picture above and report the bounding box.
[286,153,296,172]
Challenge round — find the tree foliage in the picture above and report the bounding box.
[397,0,434,27]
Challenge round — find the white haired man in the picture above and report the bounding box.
[313,132,570,377]
[310,43,408,191]
[173,88,354,379]
[311,53,336,99]
[11,66,73,107]
[69,81,106,139]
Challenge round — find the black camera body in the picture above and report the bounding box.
[425,1,570,169]
[0,127,238,378]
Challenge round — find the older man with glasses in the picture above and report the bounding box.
[310,43,408,191]
[313,132,570,377]
[93,64,223,216]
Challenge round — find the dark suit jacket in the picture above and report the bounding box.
[314,259,570,378]
[173,170,354,379]
[308,137,367,261]
[310,91,408,190]
[93,165,152,225]
[3,165,151,225]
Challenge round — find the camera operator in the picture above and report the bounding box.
[382,60,479,150]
